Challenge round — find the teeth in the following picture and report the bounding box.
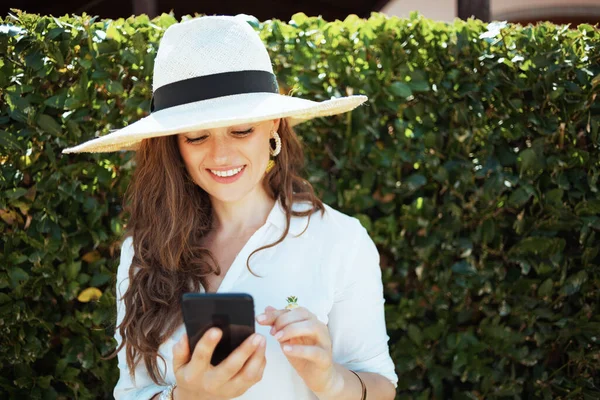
[210,167,243,177]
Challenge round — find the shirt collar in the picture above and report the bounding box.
[266,198,312,237]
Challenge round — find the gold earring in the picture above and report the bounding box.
[266,130,281,174]
[265,159,275,174]
[269,130,281,157]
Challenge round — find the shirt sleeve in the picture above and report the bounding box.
[328,221,398,388]
[113,236,168,400]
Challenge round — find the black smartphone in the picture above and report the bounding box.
[181,293,255,366]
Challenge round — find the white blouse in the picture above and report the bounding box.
[114,201,398,399]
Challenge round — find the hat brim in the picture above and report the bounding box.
[62,93,368,153]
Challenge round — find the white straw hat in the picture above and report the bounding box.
[62,15,368,154]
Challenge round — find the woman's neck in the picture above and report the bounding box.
[210,187,276,237]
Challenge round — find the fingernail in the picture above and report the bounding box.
[252,334,262,346]
[283,345,292,352]
[270,326,276,335]
[257,314,266,322]
[274,331,283,340]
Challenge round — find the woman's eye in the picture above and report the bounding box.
[232,128,254,136]
[185,136,208,144]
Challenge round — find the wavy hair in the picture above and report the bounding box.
[105,119,324,385]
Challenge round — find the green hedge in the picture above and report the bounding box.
[1,9,599,399]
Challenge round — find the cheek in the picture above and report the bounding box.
[248,132,271,161]
[178,141,203,166]
[177,139,188,160]
[177,145,203,181]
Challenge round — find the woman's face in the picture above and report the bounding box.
[177,119,280,204]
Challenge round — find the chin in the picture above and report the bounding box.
[204,186,254,204]
[209,192,248,203]
[196,170,264,204]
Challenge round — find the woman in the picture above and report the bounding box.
[64,15,398,400]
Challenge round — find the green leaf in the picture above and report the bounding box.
[407,323,422,346]
[89,273,111,287]
[508,186,533,208]
[538,278,553,297]
[0,293,11,304]
[36,375,52,389]
[518,148,545,174]
[389,82,412,98]
[4,188,28,200]
[47,27,65,40]
[561,271,588,296]
[65,262,82,281]
[9,267,29,287]
[582,246,599,266]
[107,80,124,95]
[44,92,67,109]
[451,261,477,275]
[408,79,430,92]
[50,47,65,67]
[37,114,62,135]
[404,174,427,191]
[575,199,600,216]
[24,49,44,70]
[157,13,178,28]
[0,130,25,151]
[509,237,565,256]
[290,12,308,26]
[544,188,564,207]
[578,24,595,34]
[105,24,123,42]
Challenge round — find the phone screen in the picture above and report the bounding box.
[181,293,255,366]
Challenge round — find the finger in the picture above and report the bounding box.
[189,328,222,372]
[282,344,330,368]
[172,332,190,372]
[273,320,321,343]
[271,307,312,333]
[209,333,265,386]
[231,333,267,386]
[256,306,287,325]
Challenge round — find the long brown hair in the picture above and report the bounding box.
[105,118,324,385]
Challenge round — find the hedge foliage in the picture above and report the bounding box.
[1,9,599,400]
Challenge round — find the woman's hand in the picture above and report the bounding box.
[171,328,267,400]
[256,306,341,395]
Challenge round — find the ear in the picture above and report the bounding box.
[272,118,281,133]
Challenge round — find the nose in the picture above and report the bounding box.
[209,134,233,165]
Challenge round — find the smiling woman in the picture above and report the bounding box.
[62,15,397,400]
[177,120,277,203]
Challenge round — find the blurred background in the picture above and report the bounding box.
[6,0,600,25]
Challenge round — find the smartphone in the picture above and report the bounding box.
[181,293,255,366]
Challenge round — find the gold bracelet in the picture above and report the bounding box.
[349,370,367,400]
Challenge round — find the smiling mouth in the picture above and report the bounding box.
[208,166,245,177]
